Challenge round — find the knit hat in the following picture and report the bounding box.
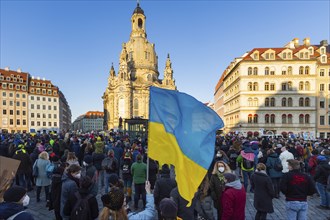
[3,186,26,202]
[108,173,119,186]
[224,173,237,183]
[159,198,177,218]
[83,155,93,164]
[101,187,124,211]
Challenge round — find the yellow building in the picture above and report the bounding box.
[103,3,176,129]
[214,38,330,138]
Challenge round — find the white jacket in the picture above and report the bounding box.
[279,150,294,173]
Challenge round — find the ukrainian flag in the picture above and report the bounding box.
[148,86,224,205]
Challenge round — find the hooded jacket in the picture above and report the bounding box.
[221,180,246,220]
[0,202,34,220]
[60,173,79,217]
[314,160,330,185]
[236,147,255,171]
[265,153,283,178]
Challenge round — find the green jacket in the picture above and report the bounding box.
[131,161,147,184]
[236,154,254,172]
[94,141,104,154]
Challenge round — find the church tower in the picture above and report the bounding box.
[103,3,176,129]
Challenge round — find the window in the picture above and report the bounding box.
[264,82,269,91]
[31,121,35,126]
[282,70,286,75]
[288,66,292,75]
[283,53,286,59]
[305,98,310,107]
[282,114,287,124]
[23,120,26,126]
[17,120,20,125]
[265,114,270,123]
[37,105,40,110]
[270,83,275,91]
[2,100,6,106]
[270,98,275,107]
[320,84,325,91]
[320,69,325,76]
[299,66,304,75]
[288,81,292,90]
[43,114,46,118]
[2,92,6,97]
[54,114,57,119]
[321,56,326,63]
[253,114,258,123]
[253,82,258,91]
[299,81,304,90]
[282,98,287,106]
[300,53,304,59]
[48,106,51,110]
[37,113,40,118]
[49,122,52,127]
[31,96,34,100]
[282,83,287,91]
[305,82,310,91]
[31,104,34,109]
[37,121,40,126]
[265,98,270,107]
[288,114,293,124]
[43,105,46,110]
[16,101,20,107]
[54,122,57,127]
[299,98,304,107]
[10,119,13,125]
[22,111,26,116]
[31,113,34,118]
[43,122,46,126]
[270,70,275,75]
[265,67,269,75]
[320,101,325,108]
[299,114,304,124]
[3,109,7,115]
[305,114,310,124]
[54,106,57,110]
[248,114,253,123]
[9,93,13,97]
[254,98,258,106]
[288,98,293,107]
[37,97,40,101]
[270,53,274,59]
[16,93,20,98]
[48,114,52,118]
[248,67,252,75]
[320,116,325,125]
[22,94,26,99]
[9,101,13,106]
[248,82,253,91]
[2,83,7,89]
[253,67,258,75]
[53,98,57,102]
[10,110,13,115]
[305,66,309,75]
[248,98,253,106]
[16,110,20,115]
[48,98,51,102]
[270,114,275,123]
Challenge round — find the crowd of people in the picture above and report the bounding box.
[0,130,329,220]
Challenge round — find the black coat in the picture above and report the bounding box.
[314,161,330,185]
[170,187,196,220]
[13,150,32,175]
[154,173,177,208]
[251,171,275,213]
[209,174,225,210]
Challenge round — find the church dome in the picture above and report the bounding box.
[133,3,144,15]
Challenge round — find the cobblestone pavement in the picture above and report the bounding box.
[25,186,330,220]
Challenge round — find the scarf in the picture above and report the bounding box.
[217,171,226,184]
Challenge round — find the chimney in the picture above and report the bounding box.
[320,40,329,47]
[293,38,299,48]
[4,67,9,71]
[17,68,22,73]
[303,38,310,46]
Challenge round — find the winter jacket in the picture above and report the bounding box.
[227,149,238,170]
[50,165,64,212]
[94,141,105,154]
[209,173,226,210]
[251,171,275,213]
[279,150,294,173]
[170,187,196,220]
[0,202,34,220]
[112,146,124,165]
[71,141,80,158]
[307,155,318,176]
[60,173,79,217]
[13,150,32,175]
[121,159,133,181]
[34,158,52,186]
[92,152,105,171]
[280,169,316,201]
[195,190,215,220]
[154,173,177,208]
[236,149,255,172]
[314,161,330,185]
[221,180,246,220]
[148,159,158,188]
[127,194,156,220]
[131,160,147,184]
[63,188,99,219]
[265,153,283,178]
[101,156,118,174]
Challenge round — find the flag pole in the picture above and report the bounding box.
[146,87,151,182]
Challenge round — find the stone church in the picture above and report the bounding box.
[102,3,176,129]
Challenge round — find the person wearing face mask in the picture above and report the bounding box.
[60,164,82,220]
[210,161,231,220]
[0,186,35,220]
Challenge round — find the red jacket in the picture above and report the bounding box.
[308,155,317,176]
[221,185,246,220]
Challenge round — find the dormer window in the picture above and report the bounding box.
[283,53,287,59]
[19,79,23,83]
[305,52,309,59]
[321,55,327,63]
[265,53,269,59]
[308,47,314,55]
[37,82,40,86]
[31,82,34,86]
[6,77,10,81]
[300,53,304,59]
[270,53,274,59]
[42,83,46,87]
[320,47,326,54]
[48,84,51,88]
[13,78,17,82]
[288,52,292,59]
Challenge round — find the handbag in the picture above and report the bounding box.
[33,159,39,177]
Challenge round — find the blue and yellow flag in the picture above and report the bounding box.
[148,86,224,205]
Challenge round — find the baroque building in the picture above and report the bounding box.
[214,38,330,138]
[102,3,176,129]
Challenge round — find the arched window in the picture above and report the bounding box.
[288,98,293,107]
[265,98,270,107]
[282,114,287,124]
[253,67,258,75]
[264,82,269,91]
[270,98,275,107]
[133,98,139,117]
[299,98,304,107]
[282,98,287,106]
[299,114,304,124]
[265,114,270,123]
[138,18,143,29]
[305,98,310,107]
[253,98,258,106]
[305,114,310,124]
[265,67,269,75]
[282,83,287,91]
[147,74,152,82]
[248,67,252,75]
[288,66,292,75]
[253,82,258,91]
[305,81,310,91]
[270,114,275,123]
[288,114,293,124]
[248,82,253,91]
[305,52,309,59]
[248,98,253,106]
[305,66,310,75]
[253,114,258,123]
[299,81,304,90]
[248,114,253,123]
[288,81,292,90]
[299,66,304,75]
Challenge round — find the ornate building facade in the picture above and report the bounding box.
[214,38,330,138]
[103,3,176,129]
[72,111,103,132]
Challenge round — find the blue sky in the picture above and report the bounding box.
[1,0,329,120]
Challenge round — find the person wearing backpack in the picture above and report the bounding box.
[34,151,52,203]
[63,176,99,220]
[236,141,255,193]
[265,149,283,198]
[313,155,330,210]
[102,150,119,193]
